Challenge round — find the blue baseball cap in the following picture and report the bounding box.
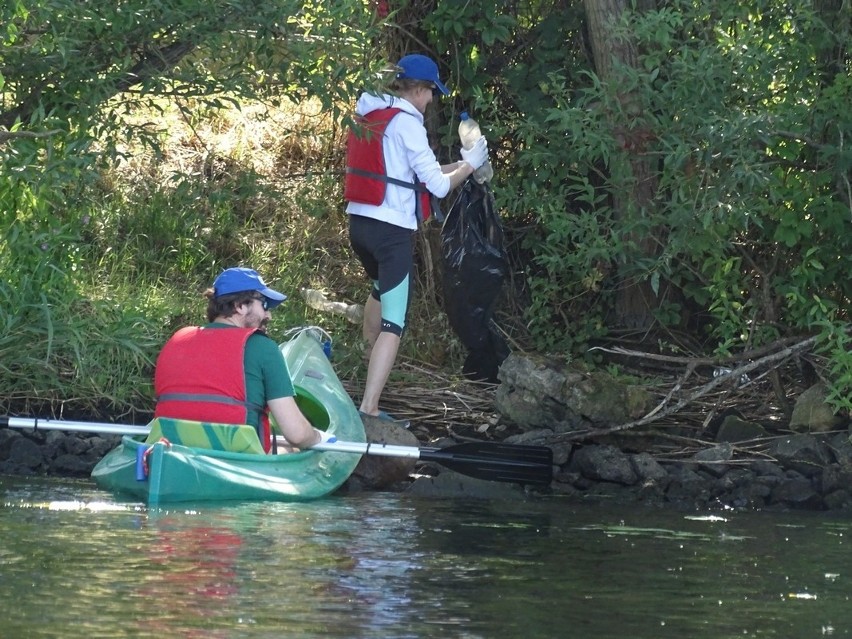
[397,54,449,96]
[213,267,287,308]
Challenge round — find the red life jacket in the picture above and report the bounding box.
[154,326,273,452]
[344,107,434,223]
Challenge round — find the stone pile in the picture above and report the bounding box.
[495,352,852,511]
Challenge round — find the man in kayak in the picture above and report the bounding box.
[153,266,335,453]
[344,52,489,421]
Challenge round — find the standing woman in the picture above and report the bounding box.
[344,53,489,420]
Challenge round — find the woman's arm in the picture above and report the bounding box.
[441,160,476,190]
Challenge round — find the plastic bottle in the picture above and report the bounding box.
[303,289,364,324]
[458,111,494,184]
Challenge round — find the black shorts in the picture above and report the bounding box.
[348,215,415,334]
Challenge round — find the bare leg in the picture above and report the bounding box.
[359,331,400,416]
[362,294,382,360]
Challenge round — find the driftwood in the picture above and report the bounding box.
[343,333,846,465]
[342,358,501,440]
[562,335,819,442]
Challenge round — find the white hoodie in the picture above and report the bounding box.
[345,92,451,230]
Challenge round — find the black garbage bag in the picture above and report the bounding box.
[441,179,510,382]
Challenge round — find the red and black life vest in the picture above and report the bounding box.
[344,107,434,223]
[154,326,273,452]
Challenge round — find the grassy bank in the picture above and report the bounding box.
[1,98,469,421]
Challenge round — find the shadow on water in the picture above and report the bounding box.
[1,475,850,638]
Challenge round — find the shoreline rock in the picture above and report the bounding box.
[0,427,116,478]
[3,424,852,511]
[548,432,852,511]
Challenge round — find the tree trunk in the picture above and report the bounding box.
[584,0,662,330]
[813,0,849,87]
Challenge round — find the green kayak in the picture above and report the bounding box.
[91,329,366,505]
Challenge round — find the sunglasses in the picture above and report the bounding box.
[250,295,270,310]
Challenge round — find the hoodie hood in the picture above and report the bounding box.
[354,92,423,122]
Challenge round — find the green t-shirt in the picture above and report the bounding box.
[207,323,295,428]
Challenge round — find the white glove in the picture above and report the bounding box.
[460,136,489,170]
[312,429,337,446]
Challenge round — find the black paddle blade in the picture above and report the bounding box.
[419,442,553,486]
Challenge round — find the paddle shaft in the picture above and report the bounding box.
[310,440,419,459]
[2,416,553,486]
[2,416,149,436]
[281,439,553,485]
[311,440,550,468]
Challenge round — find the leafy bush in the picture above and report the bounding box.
[423,0,850,410]
[0,176,161,418]
[2,0,849,418]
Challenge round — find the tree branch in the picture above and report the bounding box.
[555,335,820,442]
[0,128,64,145]
[588,333,811,367]
[116,40,197,93]
[0,40,197,131]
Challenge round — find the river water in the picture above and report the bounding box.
[1,475,849,638]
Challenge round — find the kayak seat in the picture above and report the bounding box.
[144,417,265,455]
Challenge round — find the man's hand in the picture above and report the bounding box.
[311,429,337,446]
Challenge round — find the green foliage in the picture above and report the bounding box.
[1,0,850,418]
[623,1,851,354]
[0,279,160,418]
[0,1,379,416]
[418,0,851,408]
[0,173,161,418]
[425,0,602,349]
[1,0,380,162]
[818,323,852,409]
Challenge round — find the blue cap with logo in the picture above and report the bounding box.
[397,54,449,96]
[213,267,286,308]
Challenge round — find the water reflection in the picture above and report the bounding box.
[138,511,248,637]
[1,476,851,638]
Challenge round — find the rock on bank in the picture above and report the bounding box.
[494,351,852,511]
[0,427,117,477]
